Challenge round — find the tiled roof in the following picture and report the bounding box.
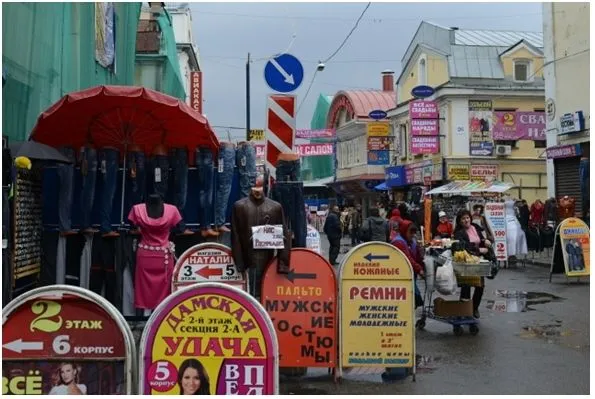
[341,90,396,118]
[454,29,543,48]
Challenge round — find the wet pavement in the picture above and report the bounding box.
[288,235,590,395]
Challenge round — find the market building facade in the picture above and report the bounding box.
[543,2,590,217]
[386,22,548,204]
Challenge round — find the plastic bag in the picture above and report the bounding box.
[435,259,457,295]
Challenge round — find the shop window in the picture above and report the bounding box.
[513,60,531,82]
[496,140,518,148]
[534,140,546,148]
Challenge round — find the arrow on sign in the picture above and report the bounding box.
[364,253,390,262]
[3,339,43,353]
[473,149,492,156]
[285,269,317,283]
[269,58,295,85]
[196,266,223,279]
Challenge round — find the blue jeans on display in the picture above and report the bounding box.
[236,143,257,197]
[80,147,98,230]
[196,147,215,229]
[170,148,188,232]
[276,159,301,182]
[215,144,236,226]
[272,182,307,248]
[126,151,146,215]
[149,155,169,199]
[99,148,120,233]
[57,147,76,232]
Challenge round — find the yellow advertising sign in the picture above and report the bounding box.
[447,164,470,180]
[367,122,390,137]
[249,129,265,141]
[338,242,415,370]
[558,217,590,277]
[140,284,278,395]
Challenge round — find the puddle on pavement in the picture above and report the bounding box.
[486,291,565,313]
[520,321,568,343]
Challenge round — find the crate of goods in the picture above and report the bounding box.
[452,261,492,277]
[433,298,473,318]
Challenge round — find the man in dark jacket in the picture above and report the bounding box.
[324,205,342,265]
[360,208,389,242]
[349,204,363,246]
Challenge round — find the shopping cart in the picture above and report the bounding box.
[416,247,492,336]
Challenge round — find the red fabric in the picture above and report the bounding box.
[392,220,424,274]
[530,202,545,226]
[435,221,453,237]
[29,85,219,156]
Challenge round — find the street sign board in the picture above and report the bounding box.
[2,285,135,394]
[368,109,388,120]
[264,54,304,93]
[139,283,279,395]
[172,243,247,293]
[338,242,415,374]
[411,85,435,98]
[261,249,337,368]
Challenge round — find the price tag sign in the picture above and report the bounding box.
[493,300,507,312]
[251,225,284,249]
[2,286,135,394]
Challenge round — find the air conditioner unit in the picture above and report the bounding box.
[496,145,512,156]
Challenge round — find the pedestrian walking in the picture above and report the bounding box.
[323,205,342,265]
[349,204,363,246]
[360,208,389,242]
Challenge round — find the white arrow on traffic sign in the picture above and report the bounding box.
[269,58,295,85]
[3,339,44,353]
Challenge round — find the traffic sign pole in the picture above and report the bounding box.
[246,52,251,141]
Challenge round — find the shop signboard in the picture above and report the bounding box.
[546,144,582,159]
[368,136,392,151]
[254,144,266,162]
[2,285,135,394]
[468,100,494,156]
[559,111,585,135]
[411,85,435,99]
[190,71,203,114]
[367,150,390,165]
[249,129,265,141]
[469,141,494,157]
[295,128,335,139]
[470,164,498,182]
[423,164,433,186]
[139,283,278,395]
[366,122,390,136]
[338,242,415,372]
[484,203,508,261]
[554,218,590,277]
[413,167,423,184]
[261,249,336,368]
[306,225,322,254]
[411,119,439,136]
[411,136,439,155]
[431,160,443,181]
[369,109,388,120]
[492,111,546,140]
[385,165,405,188]
[447,164,470,180]
[172,243,247,293]
[297,143,334,157]
[405,167,414,185]
[409,100,438,119]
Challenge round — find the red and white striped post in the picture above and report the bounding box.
[265,94,296,187]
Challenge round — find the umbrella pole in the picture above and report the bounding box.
[120,151,127,226]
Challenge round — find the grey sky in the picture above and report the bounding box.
[190,2,543,141]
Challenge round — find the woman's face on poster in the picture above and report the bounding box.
[181,367,200,395]
[60,364,76,384]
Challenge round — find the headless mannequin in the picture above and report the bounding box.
[146,194,164,219]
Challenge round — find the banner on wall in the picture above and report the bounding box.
[409,100,438,119]
[2,286,135,394]
[368,136,392,151]
[484,203,508,261]
[447,164,470,180]
[139,284,278,395]
[295,129,335,139]
[492,111,546,140]
[411,119,439,136]
[366,122,390,136]
[338,242,415,371]
[297,143,334,157]
[470,165,498,182]
[368,150,390,165]
[468,100,494,156]
[411,136,439,155]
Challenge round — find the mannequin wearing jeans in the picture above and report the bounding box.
[196,146,218,238]
[126,144,146,234]
[80,144,98,234]
[170,147,193,235]
[215,142,236,233]
[57,146,77,236]
[99,147,120,238]
[236,142,257,198]
[149,145,169,201]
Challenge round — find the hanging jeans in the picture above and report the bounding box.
[215,143,236,227]
[276,159,301,182]
[272,182,307,248]
[57,146,76,232]
[149,154,169,199]
[236,142,257,197]
[80,147,97,230]
[90,233,118,305]
[126,151,146,217]
[99,148,120,233]
[170,148,189,232]
[196,146,214,230]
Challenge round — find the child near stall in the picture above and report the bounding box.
[434,211,453,239]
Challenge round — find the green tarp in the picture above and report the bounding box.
[301,94,334,180]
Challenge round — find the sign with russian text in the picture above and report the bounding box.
[297,143,333,157]
[261,249,336,367]
[492,111,546,140]
[295,128,335,139]
[251,225,284,249]
[368,136,392,151]
[306,225,321,254]
[254,144,265,162]
[385,165,405,188]
[470,164,498,182]
[411,136,439,155]
[367,150,390,165]
[367,122,390,136]
[469,100,493,156]
[2,285,134,394]
[411,119,439,136]
[249,129,265,141]
[172,243,247,293]
[558,218,590,277]
[338,242,415,370]
[139,283,278,395]
[190,71,203,114]
[546,144,582,159]
[559,111,585,135]
[484,203,508,261]
[409,100,438,119]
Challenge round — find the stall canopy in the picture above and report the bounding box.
[29,85,219,154]
[374,182,389,191]
[426,180,515,195]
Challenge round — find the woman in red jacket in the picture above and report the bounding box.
[391,219,424,276]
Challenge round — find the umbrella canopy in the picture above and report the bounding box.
[426,180,515,195]
[29,85,219,154]
[9,141,73,163]
[374,182,388,191]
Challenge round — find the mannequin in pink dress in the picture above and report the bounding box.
[128,194,181,310]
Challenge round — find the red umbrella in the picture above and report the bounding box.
[29,85,219,154]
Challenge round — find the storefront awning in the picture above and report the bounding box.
[375,182,388,191]
[426,180,515,195]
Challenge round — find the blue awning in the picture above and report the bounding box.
[375,182,388,191]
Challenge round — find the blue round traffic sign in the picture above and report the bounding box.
[264,53,304,93]
[411,85,435,98]
[368,109,388,120]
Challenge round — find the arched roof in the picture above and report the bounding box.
[336,90,396,118]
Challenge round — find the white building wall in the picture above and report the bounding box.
[542,2,557,197]
[449,98,470,157]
